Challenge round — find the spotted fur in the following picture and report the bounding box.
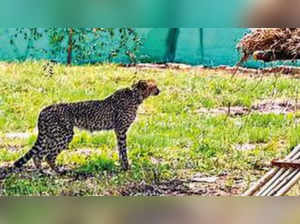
[0,80,160,178]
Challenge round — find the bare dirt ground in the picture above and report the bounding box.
[119,173,244,196]
[198,99,300,116]
[128,63,300,76]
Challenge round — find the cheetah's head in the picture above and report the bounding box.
[132,80,160,99]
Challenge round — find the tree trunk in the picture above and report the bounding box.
[67,28,73,65]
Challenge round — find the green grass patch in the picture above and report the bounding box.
[1,61,300,195]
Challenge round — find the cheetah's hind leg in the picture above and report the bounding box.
[33,155,43,169]
[45,152,68,175]
[115,129,130,171]
[45,128,74,176]
[32,154,55,177]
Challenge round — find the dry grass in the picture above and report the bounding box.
[237,28,300,62]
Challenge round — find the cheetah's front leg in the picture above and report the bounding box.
[115,129,129,170]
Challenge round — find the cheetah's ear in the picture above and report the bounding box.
[132,80,148,90]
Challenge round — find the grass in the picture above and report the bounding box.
[1,61,300,195]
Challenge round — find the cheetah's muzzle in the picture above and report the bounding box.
[2,79,160,178]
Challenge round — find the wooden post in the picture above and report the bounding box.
[243,145,300,196]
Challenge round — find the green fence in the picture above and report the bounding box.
[0,28,299,68]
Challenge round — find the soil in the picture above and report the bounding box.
[125,63,300,76]
[252,99,300,114]
[198,99,300,116]
[235,143,265,151]
[119,174,245,196]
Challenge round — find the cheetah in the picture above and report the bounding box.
[0,80,160,178]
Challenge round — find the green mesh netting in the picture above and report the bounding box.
[0,28,299,68]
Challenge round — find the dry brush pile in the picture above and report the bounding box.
[237,28,300,63]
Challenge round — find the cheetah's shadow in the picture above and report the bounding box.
[0,159,120,181]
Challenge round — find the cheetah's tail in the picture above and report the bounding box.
[0,141,42,179]
[13,142,40,168]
